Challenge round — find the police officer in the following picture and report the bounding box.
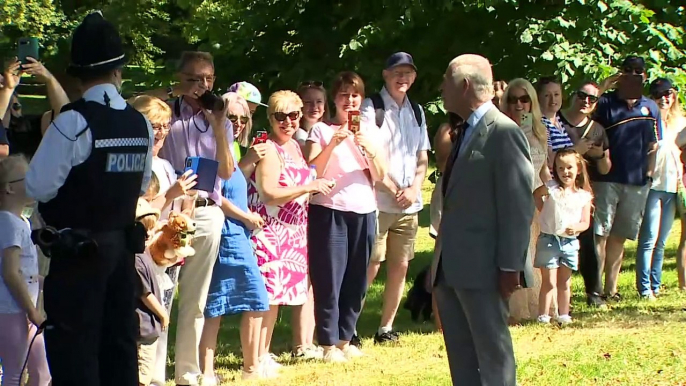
[25,12,153,386]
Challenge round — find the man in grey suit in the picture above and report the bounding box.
[431,54,535,386]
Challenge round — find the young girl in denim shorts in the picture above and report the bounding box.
[534,149,593,325]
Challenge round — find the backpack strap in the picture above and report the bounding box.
[370,93,385,128]
[409,100,424,127]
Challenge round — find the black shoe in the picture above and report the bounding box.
[350,333,362,348]
[374,331,400,344]
[586,293,607,308]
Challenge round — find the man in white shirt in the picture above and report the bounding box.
[361,52,431,344]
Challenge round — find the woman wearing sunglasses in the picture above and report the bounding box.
[639,78,686,298]
[500,78,552,323]
[296,81,328,151]
[305,71,386,362]
[246,90,334,376]
[558,81,611,307]
[220,92,253,161]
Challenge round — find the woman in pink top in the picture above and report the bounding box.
[305,71,387,362]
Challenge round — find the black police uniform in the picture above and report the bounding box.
[34,12,150,386]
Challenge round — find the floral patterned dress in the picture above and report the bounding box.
[247,139,310,306]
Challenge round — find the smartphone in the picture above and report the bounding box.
[619,74,644,100]
[17,37,39,65]
[184,156,219,192]
[520,113,533,128]
[348,110,361,133]
[252,130,268,145]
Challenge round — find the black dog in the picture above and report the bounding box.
[403,265,433,322]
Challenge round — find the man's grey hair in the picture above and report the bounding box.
[448,55,494,102]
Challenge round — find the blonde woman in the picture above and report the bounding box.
[246,91,334,375]
[500,78,552,322]
[222,92,253,161]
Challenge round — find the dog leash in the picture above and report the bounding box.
[20,321,47,381]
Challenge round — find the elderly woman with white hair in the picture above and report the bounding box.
[198,93,271,382]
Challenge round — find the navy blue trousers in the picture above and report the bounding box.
[308,205,376,346]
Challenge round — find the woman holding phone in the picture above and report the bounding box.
[305,71,386,362]
[500,78,551,323]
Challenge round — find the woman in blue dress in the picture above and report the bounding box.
[199,94,270,382]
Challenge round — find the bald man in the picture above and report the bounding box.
[430,54,534,385]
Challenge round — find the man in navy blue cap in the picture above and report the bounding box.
[361,52,430,344]
[26,11,153,386]
[591,55,661,302]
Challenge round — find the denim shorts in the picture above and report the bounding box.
[534,233,579,271]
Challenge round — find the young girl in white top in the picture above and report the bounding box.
[534,149,593,325]
[0,155,51,385]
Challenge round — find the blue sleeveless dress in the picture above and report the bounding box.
[204,168,269,318]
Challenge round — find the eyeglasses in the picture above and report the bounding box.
[182,73,216,84]
[651,89,674,99]
[228,115,249,125]
[623,67,644,75]
[11,102,21,111]
[575,91,599,103]
[300,81,324,89]
[272,111,301,122]
[507,95,532,105]
[152,123,170,132]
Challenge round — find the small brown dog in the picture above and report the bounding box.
[148,211,197,267]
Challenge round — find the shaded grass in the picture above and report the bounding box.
[165,180,686,385]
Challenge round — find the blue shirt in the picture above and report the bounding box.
[543,116,573,151]
[460,101,494,153]
[591,91,661,186]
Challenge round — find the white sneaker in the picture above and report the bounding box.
[556,314,573,325]
[341,345,364,360]
[537,315,551,324]
[260,353,283,370]
[292,344,324,360]
[323,347,348,363]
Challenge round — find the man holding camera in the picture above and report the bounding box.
[145,51,233,386]
[25,12,153,386]
[592,55,661,301]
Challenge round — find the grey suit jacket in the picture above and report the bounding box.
[431,106,535,290]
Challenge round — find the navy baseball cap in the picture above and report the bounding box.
[385,52,417,71]
[621,55,645,70]
[649,78,677,96]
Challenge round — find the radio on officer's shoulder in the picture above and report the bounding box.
[184,156,219,192]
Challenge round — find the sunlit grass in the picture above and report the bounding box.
[164,179,686,385]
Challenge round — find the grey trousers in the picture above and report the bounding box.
[434,269,516,386]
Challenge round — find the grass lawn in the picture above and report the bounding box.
[166,179,686,385]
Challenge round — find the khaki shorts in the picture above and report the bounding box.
[138,341,158,385]
[371,212,419,263]
[593,181,650,240]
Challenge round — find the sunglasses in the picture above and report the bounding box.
[651,89,674,99]
[623,67,644,75]
[11,102,21,111]
[272,111,301,122]
[300,81,324,88]
[228,115,249,125]
[575,91,599,103]
[507,95,532,105]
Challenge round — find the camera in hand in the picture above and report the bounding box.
[197,91,225,111]
[31,227,98,260]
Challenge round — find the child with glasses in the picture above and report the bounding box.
[0,154,51,386]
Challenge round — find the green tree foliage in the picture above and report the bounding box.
[2,0,684,132]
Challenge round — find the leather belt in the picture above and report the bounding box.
[195,197,216,207]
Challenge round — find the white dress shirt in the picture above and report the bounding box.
[361,87,431,214]
[26,83,153,203]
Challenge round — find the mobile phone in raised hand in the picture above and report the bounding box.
[348,110,361,133]
[17,37,39,65]
[252,130,268,145]
[520,113,533,128]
